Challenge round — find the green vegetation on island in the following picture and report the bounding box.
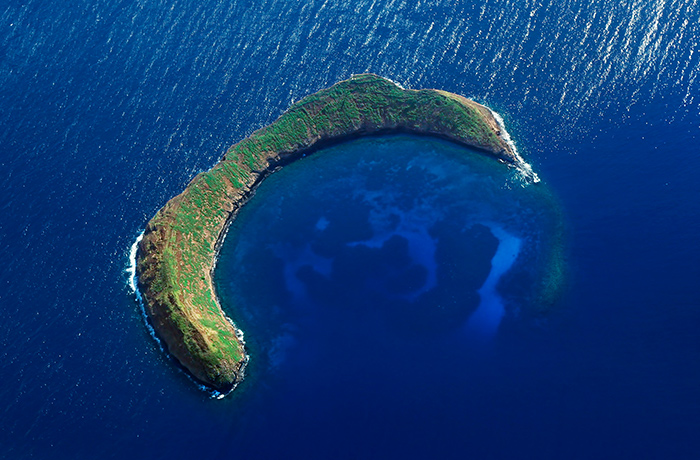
[135,74,548,393]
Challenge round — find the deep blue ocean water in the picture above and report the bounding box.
[1,0,699,458]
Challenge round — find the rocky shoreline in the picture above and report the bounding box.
[135,74,525,393]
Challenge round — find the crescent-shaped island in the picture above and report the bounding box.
[135,74,557,394]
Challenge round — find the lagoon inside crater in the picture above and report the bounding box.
[216,135,560,379]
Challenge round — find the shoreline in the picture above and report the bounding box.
[135,73,538,394]
[128,232,234,399]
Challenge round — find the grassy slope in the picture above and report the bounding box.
[136,74,516,392]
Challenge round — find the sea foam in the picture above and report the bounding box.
[126,232,163,351]
[126,232,143,294]
[126,232,243,399]
[489,109,541,184]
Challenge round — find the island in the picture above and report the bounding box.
[135,74,545,394]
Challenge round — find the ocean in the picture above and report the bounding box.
[1,0,699,458]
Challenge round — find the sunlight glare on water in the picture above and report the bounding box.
[1,0,699,457]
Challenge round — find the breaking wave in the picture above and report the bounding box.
[126,232,143,295]
[489,109,541,184]
[125,232,229,399]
